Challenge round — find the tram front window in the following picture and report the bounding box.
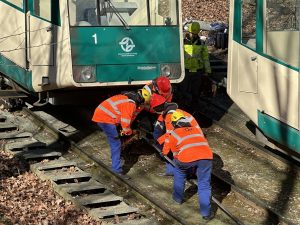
[68,0,179,26]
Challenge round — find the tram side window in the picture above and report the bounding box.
[241,0,256,49]
[265,0,299,68]
[4,0,23,8]
[32,0,51,21]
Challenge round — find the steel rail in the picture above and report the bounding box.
[138,127,243,225]
[22,107,190,225]
[148,108,299,225]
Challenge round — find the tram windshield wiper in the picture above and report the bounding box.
[105,0,130,30]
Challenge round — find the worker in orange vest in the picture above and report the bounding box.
[92,89,151,176]
[150,93,202,176]
[143,76,173,143]
[163,112,214,220]
[143,76,173,111]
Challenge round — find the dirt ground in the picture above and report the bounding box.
[182,0,229,24]
[0,1,230,224]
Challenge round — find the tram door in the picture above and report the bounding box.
[237,0,258,94]
[28,0,54,66]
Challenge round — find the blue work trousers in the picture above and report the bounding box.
[97,123,122,173]
[153,121,174,175]
[173,159,212,217]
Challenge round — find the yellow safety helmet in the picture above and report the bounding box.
[188,22,201,34]
[171,110,185,123]
[140,88,151,103]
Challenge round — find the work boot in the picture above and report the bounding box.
[202,212,214,221]
[117,172,131,180]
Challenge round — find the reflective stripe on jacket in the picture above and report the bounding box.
[157,109,201,145]
[162,126,213,162]
[92,94,136,132]
[184,38,211,73]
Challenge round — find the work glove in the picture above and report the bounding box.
[121,129,133,136]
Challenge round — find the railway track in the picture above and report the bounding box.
[1,105,241,225]
[1,52,299,224]
[0,110,164,225]
[186,93,300,225]
[179,53,300,224]
[0,99,299,224]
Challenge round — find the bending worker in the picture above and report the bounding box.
[143,76,173,143]
[162,112,214,220]
[150,93,202,176]
[92,89,151,176]
[181,21,211,104]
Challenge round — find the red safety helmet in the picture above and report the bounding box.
[150,93,166,113]
[155,76,171,96]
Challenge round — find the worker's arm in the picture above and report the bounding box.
[162,134,175,155]
[120,103,136,135]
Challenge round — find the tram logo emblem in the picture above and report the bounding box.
[118,37,137,57]
[119,37,135,52]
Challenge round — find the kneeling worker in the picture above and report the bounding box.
[162,112,214,220]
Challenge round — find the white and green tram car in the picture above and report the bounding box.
[0,0,184,105]
[227,0,300,155]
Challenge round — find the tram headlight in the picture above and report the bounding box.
[160,63,181,80]
[161,64,171,77]
[73,66,96,83]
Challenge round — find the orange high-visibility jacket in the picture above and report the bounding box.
[92,94,136,132]
[162,126,213,162]
[142,82,173,113]
[157,109,202,145]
